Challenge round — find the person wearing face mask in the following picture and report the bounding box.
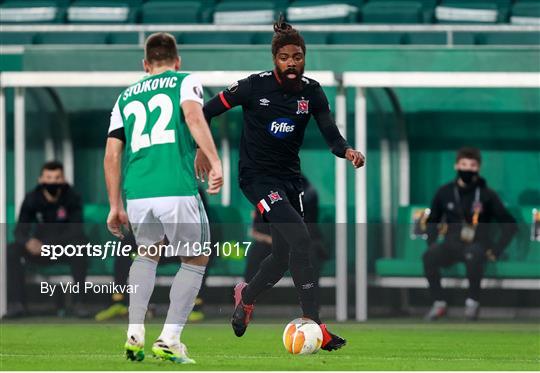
[6,161,88,318]
[423,147,518,321]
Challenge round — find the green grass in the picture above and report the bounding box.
[1,320,539,370]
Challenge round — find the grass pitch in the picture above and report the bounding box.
[1,320,539,370]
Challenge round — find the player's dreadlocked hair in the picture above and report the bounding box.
[271,15,306,57]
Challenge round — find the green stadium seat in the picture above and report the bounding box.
[453,32,477,44]
[361,1,424,24]
[36,32,110,44]
[141,1,202,24]
[0,32,37,45]
[108,32,139,44]
[435,1,502,24]
[510,3,540,25]
[7,205,15,243]
[376,259,540,278]
[252,31,329,45]
[403,32,447,45]
[67,1,137,24]
[213,1,275,25]
[520,206,540,262]
[329,32,404,45]
[252,32,274,44]
[0,0,65,23]
[300,31,330,44]
[180,31,254,45]
[287,0,360,24]
[477,32,540,45]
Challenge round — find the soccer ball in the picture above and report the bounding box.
[282,318,323,355]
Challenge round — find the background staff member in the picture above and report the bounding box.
[7,161,88,318]
[423,147,517,321]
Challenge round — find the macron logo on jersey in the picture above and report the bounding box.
[267,118,295,139]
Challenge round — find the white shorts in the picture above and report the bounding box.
[126,195,209,257]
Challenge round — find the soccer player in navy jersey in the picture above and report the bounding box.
[201,18,365,351]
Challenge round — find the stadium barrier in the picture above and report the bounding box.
[1,24,540,48]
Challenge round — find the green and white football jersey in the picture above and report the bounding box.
[108,71,204,199]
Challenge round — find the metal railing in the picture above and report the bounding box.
[1,24,539,47]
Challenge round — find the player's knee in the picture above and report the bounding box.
[289,249,312,269]
[288,228,311,253]
[422,249,434,265]
[464,245,484,265]
[182,254,209,267]
[264,254,288,274]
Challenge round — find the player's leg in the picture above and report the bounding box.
[152,195,209,364]
[279,184,345,351]
[242,225,290,303]
[94,239,132,321]
[423,241,458,320]
[244,240,272,282]
[231,184,291,336]
[462,243,485,320]
[124,198,164,361]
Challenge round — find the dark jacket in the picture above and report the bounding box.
[14,184,85,246]
[426,177,518,257]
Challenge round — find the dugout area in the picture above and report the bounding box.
[1,44,539,320]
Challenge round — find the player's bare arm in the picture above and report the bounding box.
[182,100,223,195]
[104,137,128,239]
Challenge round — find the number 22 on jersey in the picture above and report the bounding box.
[123,93,175,153]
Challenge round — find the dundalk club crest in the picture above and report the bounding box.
[268,191,282,204]
[296,99,309,114]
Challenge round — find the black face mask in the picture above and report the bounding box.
[41,183,64,195]
[457,170,478,184]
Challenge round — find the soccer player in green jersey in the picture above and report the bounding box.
[104,32,223,364]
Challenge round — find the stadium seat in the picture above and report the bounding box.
[35,32,110,44]
[108,32,139,44]
[253,31,329,45]
[0,32,37,45]
[361,1,424,24]
[213,1,276,25]
[287,0,360,24]
[453,32,477,44]
[179,31,254,45]
[477,32,540,45]
[6,205,15,243]
[521,206,540,262]
[0,0,65,23]
[67,1,137,24]
[252,32,275,44]
[510,3,540,25]
[329,32,404,45]
[435,1,502,24]
[141,1,202,24]
[403,32,447,45]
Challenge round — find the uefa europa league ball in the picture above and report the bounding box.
[282,318,323,355]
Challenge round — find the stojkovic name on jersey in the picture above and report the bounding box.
[268,118,295,139]
[122,76,178,101]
